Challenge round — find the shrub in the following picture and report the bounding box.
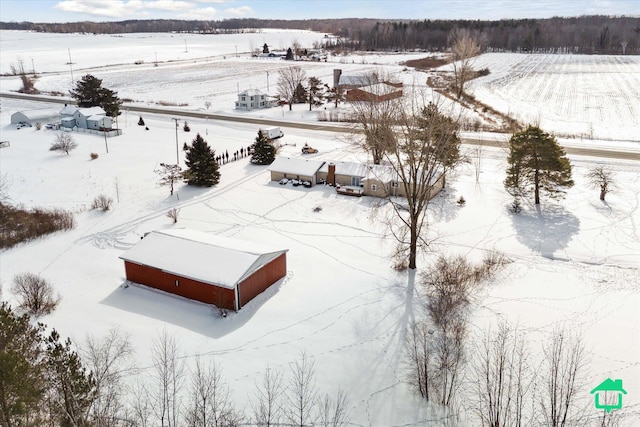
[0,203,75,249]
[457,196,466,206]
[50,133,77,155]
[35,122,42,130]
[510,198,522,214]
[11,272,60,316]
[90,152,99,160]
[91,194,113,211]
[166,208,179,223]
[138,116,145,126]
[183,121,191,132]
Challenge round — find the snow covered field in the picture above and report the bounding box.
[1,30,639,425]
[467,53,640,142]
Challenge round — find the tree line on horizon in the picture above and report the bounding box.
[1,16,638,54]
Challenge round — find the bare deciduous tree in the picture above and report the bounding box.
[385,99,462,269]
[285,352,318,427]
[130,379,152,427]
[11,272,60,316]
[151,330,186,427]
[278,66,307,111]
[318,389,350,427]
[50,133,78,155]
[431,315,466,406]
[184,357,242,427]
[350,70,400,165]
[252,365,285,427]
[586,166,616,201]
[538,327,588,427]
[82,328,135,426]
[405,320,434,401]
[470,321,534,427]
[155,163,182,196]
[449,28,482,98]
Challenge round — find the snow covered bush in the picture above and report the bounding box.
[91,194,113,211]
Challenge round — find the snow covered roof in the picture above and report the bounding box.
[60,105,78,115]
[11,109,60,121]
[268,156,325,177]
[319,161,369,178]
[119,229,287,289]
[239,88,268,97]
[338,75,371,87]
[363,164,398,182]
[75,107,106,117]
[87,115,110,121]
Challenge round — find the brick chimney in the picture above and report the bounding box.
[327,163,336,186]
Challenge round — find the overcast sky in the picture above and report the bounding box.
[0,0,638,23]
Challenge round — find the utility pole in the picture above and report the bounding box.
[171,118,180,164]
[104,129,109,153]
[67,48,74,85]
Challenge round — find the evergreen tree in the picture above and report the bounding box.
[69,74,121,118]
[504,125,574,205]
[0,302,47,426]
[293,82,307,104]
[307,76,325,110]
[69,74,103,108]
[250,130,276,165]
[99,86,121,118]
[183,133,220,187]
[285,47,294,60]
[45,330,96,427]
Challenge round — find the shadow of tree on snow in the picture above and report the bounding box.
[510,204,581,258]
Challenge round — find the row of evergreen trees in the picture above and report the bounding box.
[158,130,277,195]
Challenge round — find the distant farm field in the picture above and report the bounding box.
[469,53,640,141]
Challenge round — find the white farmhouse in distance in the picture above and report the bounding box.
[235,89,277,110]
[60,105,113,130]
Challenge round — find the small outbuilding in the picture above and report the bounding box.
[119,229,288,311]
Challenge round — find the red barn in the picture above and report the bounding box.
[119,229,287,311]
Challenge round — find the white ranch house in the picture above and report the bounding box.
[268,156,444,200]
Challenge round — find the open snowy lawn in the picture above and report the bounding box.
[1,98,638,425]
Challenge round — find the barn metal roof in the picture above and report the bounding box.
[119,229,287,289]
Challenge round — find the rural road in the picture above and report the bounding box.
[2,91,639,161]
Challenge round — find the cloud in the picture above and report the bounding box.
[176,6,220,19]
[224,5,252,17]
[54,0,214,18]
